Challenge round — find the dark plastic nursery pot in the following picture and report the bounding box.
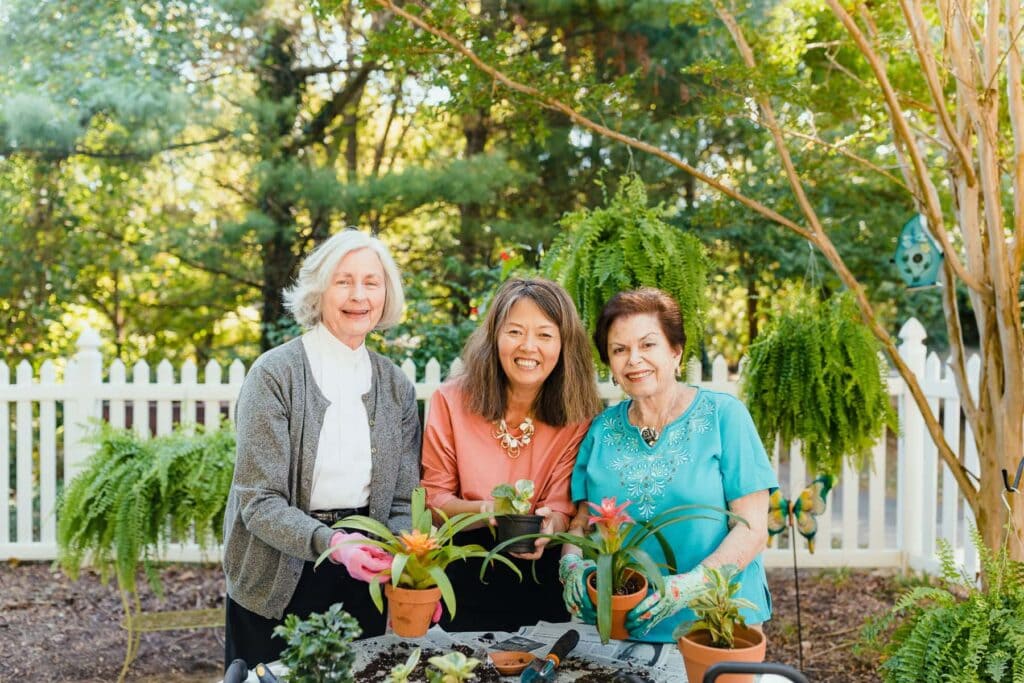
[495,514,543,553]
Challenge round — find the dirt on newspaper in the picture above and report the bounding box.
[1,561,897,681]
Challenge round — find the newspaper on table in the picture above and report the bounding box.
[450,620,688,682]
[236,621,689,682]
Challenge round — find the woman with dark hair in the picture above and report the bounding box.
[560,288,777,643]
[421,277,602,631]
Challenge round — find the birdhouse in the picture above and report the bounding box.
[893,214,943,288]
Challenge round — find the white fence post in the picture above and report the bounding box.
[63,327,104,479]
[898,318,927,569]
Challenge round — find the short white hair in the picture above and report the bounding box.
[283,230,405,330]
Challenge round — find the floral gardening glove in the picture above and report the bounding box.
[558,554,597,624]
[328,531,393,582]
[625,565,707,637]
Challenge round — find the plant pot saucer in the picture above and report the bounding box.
[488,650,535,675]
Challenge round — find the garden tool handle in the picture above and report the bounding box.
[545,628,580,665]
[520,629,580,682]
[222,659,248,683]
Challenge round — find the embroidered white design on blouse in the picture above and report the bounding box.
[604,395,715,520]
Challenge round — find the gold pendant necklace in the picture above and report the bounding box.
[493,416,535,459]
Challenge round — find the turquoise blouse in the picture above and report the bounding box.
[570,388,778,643]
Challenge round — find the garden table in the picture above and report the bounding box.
[229,621,794,682]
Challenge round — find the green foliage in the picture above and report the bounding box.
[387,648,421,683]
[426,651,482,683]
[491,479,535,515]
[741,291,897,476]
[543,175,708,359]
[859,529,1024,683]
[675,565,757,649]
[318,487,521,619]
[485,497,740,644]
[56,424,235,594]
[274,602,361,683]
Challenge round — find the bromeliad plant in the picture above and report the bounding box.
[316,487,520,620]
[483,496,741,643]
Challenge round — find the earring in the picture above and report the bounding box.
[611,375,619,386]
[675,365,682,379]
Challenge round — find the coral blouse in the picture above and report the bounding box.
[421,381,589,517]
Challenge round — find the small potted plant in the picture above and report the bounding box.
[484,497,739,643]
[674,565,766,683]
[387,648,421,683]
[426,651,482,682]
[491,479,543,553]
[318,487,521,638]
[273,602,361,683]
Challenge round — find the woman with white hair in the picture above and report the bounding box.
[222,229,420,669]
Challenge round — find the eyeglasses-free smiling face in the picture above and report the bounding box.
[320,247,387,349]
[497,297,562,396]
[606,313,682,400]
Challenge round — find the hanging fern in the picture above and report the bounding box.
[542,174,708,358]
[57,424,236,595]
[859,527,1024,683]
[740,292,896,476]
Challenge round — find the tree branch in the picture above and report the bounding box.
[900,0,978,186]
[373,0,812,240]
[376,0,982,498]
[827,0,990,295]
[291,63,373,152]
[717,1,976,499]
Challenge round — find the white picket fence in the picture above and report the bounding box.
[1,319,979,575]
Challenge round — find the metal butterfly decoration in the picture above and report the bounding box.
[768,474,835,553]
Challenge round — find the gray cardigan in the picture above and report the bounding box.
[222,337,421,619]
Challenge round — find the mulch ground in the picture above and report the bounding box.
[0,561,898,682]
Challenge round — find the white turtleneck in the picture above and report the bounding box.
[303,323,373,511]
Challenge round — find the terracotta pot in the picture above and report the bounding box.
[495,514,543,553]
[677,625,767,683]
[586,569,647,640]
[384,584,442,638]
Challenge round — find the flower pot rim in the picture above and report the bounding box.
[679,625,766,651]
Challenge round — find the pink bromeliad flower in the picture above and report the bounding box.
[587,498,633,551]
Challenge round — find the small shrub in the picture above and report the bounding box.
[274,603,361,683]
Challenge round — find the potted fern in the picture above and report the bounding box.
[741,291,897,477]
[674,565,766,683]
[318,487,521,638]
[56,424,235,682]
[542,174,707,358]
[491,479,542,553]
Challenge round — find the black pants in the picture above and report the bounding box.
[224,559,385,671]
[438,527,569,633]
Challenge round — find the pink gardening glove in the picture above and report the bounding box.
[432,601,443,623]
[328,531,393,582]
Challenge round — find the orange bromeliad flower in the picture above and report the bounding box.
[399,530,439,558]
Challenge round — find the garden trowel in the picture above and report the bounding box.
[520,629,580,682]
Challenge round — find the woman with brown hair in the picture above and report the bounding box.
[561,288,776,643]
[421,277,602,631]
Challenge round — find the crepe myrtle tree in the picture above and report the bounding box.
[365,0,1024,560]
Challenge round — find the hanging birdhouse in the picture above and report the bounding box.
[893,214,943,288]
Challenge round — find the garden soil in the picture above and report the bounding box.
[0,562,896,681]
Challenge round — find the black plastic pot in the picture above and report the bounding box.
[495,514,543,553]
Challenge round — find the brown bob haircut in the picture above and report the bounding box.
[593,288,686,365]
[458,277,602,426]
